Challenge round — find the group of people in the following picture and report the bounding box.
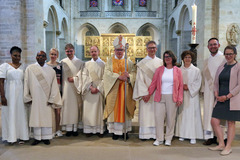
[0,36,239,156]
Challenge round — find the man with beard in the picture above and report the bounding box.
[202,38,226,145]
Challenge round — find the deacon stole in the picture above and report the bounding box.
[112,57,128,123]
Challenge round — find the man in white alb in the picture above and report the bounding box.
[133,41,163,140]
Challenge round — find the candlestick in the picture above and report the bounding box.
[191,3,197,44]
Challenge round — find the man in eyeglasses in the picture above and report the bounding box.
[103,35,136,140]
[60,43,85,137]
[202,38,227,145]
[133,41,163,142]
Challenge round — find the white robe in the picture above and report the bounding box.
[24,63,62,128]
[201,51,225,139]
[133,56,163,139]
[175,64,203,139]
[0,63,29,142]
[60,56,84,130]
[81,58,105,134]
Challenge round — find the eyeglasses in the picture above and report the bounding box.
[65,50,74,53]
[164,56,171,59]
[225,53,235,56]
[116,49,124,52]
[37,54,46,57]
[147,47,156,50]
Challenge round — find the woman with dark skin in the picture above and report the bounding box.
[0,46,29,144]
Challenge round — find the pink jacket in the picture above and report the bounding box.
[214,62,240,110]
[148,66,183,103]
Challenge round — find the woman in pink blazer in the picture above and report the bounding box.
[209,46,240,156]
[147,50,183,146]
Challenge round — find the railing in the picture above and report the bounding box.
[79,11,157,18]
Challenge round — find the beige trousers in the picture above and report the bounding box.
[154,94,178,141]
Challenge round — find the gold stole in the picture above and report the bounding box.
[29,64,50,98]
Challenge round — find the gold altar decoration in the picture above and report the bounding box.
[84,34,152,62]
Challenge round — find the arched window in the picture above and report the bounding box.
[112,0,124,6]
[90,0,98,7]
[139,0,147,7]
[59,0,63,8]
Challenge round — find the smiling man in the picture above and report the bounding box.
[24,51,62,145]
[133,41,163,140]
[103,35,136,140]
[61,43,85,137]
[202,38,226,145]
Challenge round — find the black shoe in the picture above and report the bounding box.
[42,140,50,145]
[224,138,228,145]
[121,133,129,140]
[85,133,93,137]
[112,134,119,140]
[31,140,41,146]
[66,131,72,137]
[97,134,104,138]
[72,131,79,136]
[203,137,218,145]
[140,139,147,141]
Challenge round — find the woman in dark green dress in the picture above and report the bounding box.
[209,46,240,156]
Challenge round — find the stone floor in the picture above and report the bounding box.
[1,105,240,160]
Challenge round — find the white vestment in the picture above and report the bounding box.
[201,51,225,139]
[81,58,105,134]
[133,56,163,139]
[24,63,62,140]
[60,56,84,131]
[0,63,29,143]
[175,64,203,139]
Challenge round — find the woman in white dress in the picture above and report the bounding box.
[0,46,29,144]
[175,50,203,144]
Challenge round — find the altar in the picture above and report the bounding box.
[84,34,152,62]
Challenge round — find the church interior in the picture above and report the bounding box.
[1,0,240,159]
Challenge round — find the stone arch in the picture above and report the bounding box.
[136,23,161,57]
[168,18,178,58]
[45,6,58,60]
[58,18,68,60]
[178,5,191,54]
[76,23,100,60]
[107,22,129,33]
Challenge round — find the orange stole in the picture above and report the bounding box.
[112,57,128,123]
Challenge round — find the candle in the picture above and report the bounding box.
[191,3,197,44]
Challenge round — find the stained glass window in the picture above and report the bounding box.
[112,0,124,6]
[90,0,98,7]
[139,0,147,7]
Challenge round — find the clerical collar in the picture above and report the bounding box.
[115,55,124,60]
[35,62,47,67]
[146,55,156,59]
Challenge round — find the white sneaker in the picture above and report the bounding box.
[190,139,196,144]
[165,140,171,146]
[55,130,63,137]
[179,137,184,141]
[153,140,163,146]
